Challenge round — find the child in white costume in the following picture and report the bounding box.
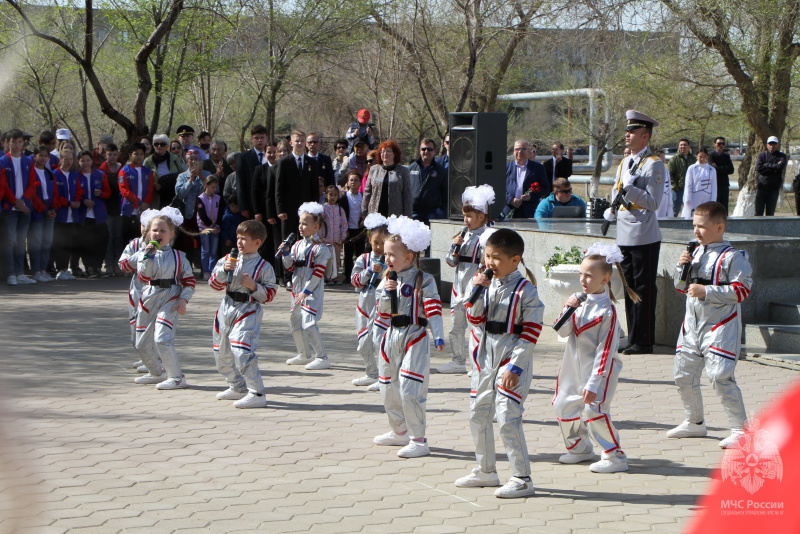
[456,228,544,499]
[552,243,640,474]
[132,208,196,390]
[350,213,389,389]
[373,216,445,458]
[680,149,717,219]
[209,220,278,409]
[439,184,494,374]
[283,202,334,371]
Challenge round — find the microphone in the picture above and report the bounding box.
[552,292,588,331]
[467,268,494,307]
[388,270,398,315]
[226,248,239,285]
[368,255,385,289]
[274,232,297,258]
[678,241,699,287]
[145,240,160,259]
[450,226,468,256]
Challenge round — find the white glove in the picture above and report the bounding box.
[622,173,638,188]
[603,208,616,222]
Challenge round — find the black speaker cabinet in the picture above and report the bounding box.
[448,112,507,220]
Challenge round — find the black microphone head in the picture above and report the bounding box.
[688,241,699,253]
[230,247,239,258]
[484,268,494,280]
[576,292,588,303]
[460,226,468,236]
[388,271,398,281]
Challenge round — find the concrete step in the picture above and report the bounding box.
[744,322,800,354]
[769,301,800,325]
[745,350,800,368]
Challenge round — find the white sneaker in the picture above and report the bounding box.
[352,375,377,386]
[131,360,143,369]
[666,420,707,438]
[373,431,410,446]
[367,382,381,392]
[34,272,53,282]
[16,274,36,284]
[455,467,501,488]
[6,275,17,286]
[233,392,267,409]
[286,354,310,365]
[397,440,430,458]
[216,387,247,400]
[156,376,188,390]
[720,430,745,449]
[134,373,166,384]
[305,357,331,370]
[590,451,629,473]
[437,360,467,374]
[559,451,596,464]
[136,365,149,373]
[56,270,75,280]
[467,370,474,377]
[494,477,536,498]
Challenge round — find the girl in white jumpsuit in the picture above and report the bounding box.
[373,216,445,459]
[283,202,333,371]
[133,208,196,390]
[350,213,388,388]
[439,184,494,375]
[455,228,544,499]
[552,244,639,474]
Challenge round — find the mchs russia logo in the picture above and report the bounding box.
[721,419,783,495]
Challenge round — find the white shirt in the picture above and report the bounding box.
[133,167,143,215]
[346,191,362,229]
[65,174,73,223]
[295,155,304,170]
[514,163,527,198]
[36,168,48,201]
[11,156,22,211]
[157,160,170,177]
[83,172,95,218]
[681,162,717,219]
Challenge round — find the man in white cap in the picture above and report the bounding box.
[604,110,665,355]
[754,136,787,216]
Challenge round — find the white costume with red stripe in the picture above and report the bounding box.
[282,236,331,361]
[376,267,444,440]
[209,252,278,395]
[553,291,623,457]
[134,245,196,379]
[351,252,382,379]
[465,270,544,477]
[118,236,146,347]
[444,226,486,366]
[674,240,752,431]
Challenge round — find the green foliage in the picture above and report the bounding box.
[544,246,584,277]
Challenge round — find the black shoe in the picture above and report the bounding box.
[71,268,86,277]
[617,342,632,354]
[622,344,654,355]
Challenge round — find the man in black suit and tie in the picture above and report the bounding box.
[306,133,335,187]
[237,124,270,219]
[251,143,278,265]
[502,140,550,218]
[544,142,573,185]
[275,130,319,242]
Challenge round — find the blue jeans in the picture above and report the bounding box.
[1,211,31,276]
[672,189,683,217]
[105,215,125,269]
[200,232,220,273]
[28,217,55,273]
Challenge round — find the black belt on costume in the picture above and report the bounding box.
[391,315,428,328]
[458,255,479,264]
[149,279,176,288]
[226,291,252,303]
[294,260,307,267]
[690,278,729,286]
[485,321,522,335]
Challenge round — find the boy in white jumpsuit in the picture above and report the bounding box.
[373,216,445,459]
[456,228,544,499]
[210,220,278,408]
[669,201,752,449]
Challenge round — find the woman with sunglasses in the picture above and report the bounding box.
[145,134,188,208]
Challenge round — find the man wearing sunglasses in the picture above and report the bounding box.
[409,138,448,227]
[533,177,585,218]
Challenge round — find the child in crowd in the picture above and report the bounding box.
[29,145,63,282]
[119,209,158,369]
[552,243,639,473]
[340,170,365,281]
[133,208,196,390]
[52,150,83,280]
[350,213,388,390]
[373,215,444,459]
[440,184,494,374]
[100,143,125,276]
[318,176,326,205]
[282,202,334,371]
[670,201,752,449]
[680,148,717,220]
[321,185,348,285]
[119,142,154,242]
[197,175,221,280]
[77,150,111,278]
[209,220,278,408]
[456,228,544,498]
[220,198,244,252]
[0,129,36,285]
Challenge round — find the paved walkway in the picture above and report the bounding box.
[0,277,797,533]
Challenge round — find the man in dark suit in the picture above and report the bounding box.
[251,143,278,266]
[275,130,319,242]
[236,124,270,219]
[502,140,550,218]
[305,133,335,187]
[544,142,573,184]
[708,136,735,210]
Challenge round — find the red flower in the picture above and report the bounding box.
[529,182,541,194]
